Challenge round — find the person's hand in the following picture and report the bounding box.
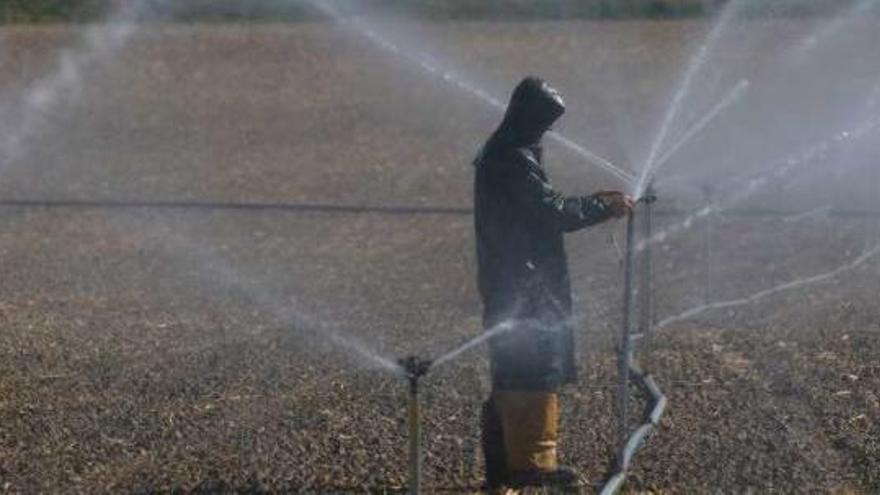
[594,191,634,218]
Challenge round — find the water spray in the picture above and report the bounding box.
[639,115,880,254]
[603,183,667,494]
[791,0,875,63]
[635,0,745,196]
[655,242,880,330]
[0,0,160,165]
[651,79,750,178]
[306,0,634,185]
[397,355,433,495]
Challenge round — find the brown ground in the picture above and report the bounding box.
[0,20,878,493]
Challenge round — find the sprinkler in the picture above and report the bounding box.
[614,186,655,467]
[397,355,433,495]
[604,182,668,494]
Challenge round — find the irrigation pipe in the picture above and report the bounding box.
[601,365,668,495]
[602,185,668,495]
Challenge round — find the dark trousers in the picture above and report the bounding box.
[481,396,507,489]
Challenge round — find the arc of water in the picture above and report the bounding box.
[782,205,832,224]
[432,304,581,370]
[650,79,750,177]
[430,320,513,368]
[635,0,745,196]
[791,0,876,63]
[0,0,400,376]
[163,300,404,375]
[807,80,880,189]
[662,74,880,196]
[546,132,635,183]
[274,302,405,375]
[134,228,404,375]
[638,114,880,252]
[305,0,634,185]
[0,1,159,165]
[656,242,880,329]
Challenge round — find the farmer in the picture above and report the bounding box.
[473,76,632,491]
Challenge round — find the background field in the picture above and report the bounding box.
[0,19,879,493]
[0,0,874,23]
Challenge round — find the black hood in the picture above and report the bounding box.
[494,76,566,147]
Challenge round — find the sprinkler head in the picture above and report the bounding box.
[639,182,658,205]
[398,355,433,380]
[636,192,658,206]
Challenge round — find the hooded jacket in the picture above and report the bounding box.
[474,77,613,390]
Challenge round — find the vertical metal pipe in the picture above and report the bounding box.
[772,181,785,286]
[640,184,656,365]
[701,184,714,305]
[617,210,637,469]
[407,376,421,495]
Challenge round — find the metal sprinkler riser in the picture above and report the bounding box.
[603,182,668,494]
[397,355,432,495]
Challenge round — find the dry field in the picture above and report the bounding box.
[0,20,879,493]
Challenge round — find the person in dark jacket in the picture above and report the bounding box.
[474,76,632,492]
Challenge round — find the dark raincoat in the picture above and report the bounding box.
[474,77,613,391]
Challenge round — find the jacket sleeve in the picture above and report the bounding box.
[504,150,613,232]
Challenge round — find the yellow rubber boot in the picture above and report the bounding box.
[493,391,578,488]
[494,390,559,472]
